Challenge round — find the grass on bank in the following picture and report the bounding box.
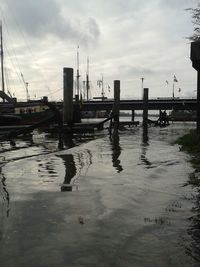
[176,130,200,164]
[176,129,200,150]
[176,130,200,186]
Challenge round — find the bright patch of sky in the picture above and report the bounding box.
[0,0,198,100]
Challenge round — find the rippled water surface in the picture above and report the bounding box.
[0,121,199,267]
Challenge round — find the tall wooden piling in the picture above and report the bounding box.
[131,110,135,122]
[63,68,73,124]
[143,88,149,126]
[143,88,149,143]
[113,80,120,126]
[197,71,200,134]
[109,80,120,134]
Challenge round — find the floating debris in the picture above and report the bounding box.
[78,216,84,225]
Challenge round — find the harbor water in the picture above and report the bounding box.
[0,120,199,267]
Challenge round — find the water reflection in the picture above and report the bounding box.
[59,154,77,192]
[76,149,92,177]
[110,131,123,173]
[58,150,92,192]
[140,126,152,167]
[58,133,75,150]
[38,158,58,178]
[63,134,75,149]
[140,145,152,167]
[142,124,149,144]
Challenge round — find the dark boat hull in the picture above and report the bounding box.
[0,114,22,126]
[0,110,54,126]
[16,109,54,125]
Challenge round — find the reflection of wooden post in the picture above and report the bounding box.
[63,68,73,124]
[143,88,148,126]
[113,80,120,129]
[131,109,135,122]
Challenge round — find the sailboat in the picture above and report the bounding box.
[0,22,54,126]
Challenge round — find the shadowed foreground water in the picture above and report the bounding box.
[0,122,199,267]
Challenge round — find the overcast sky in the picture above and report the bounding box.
[0,0,198,101]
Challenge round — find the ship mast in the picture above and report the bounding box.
[76,45,80,98]
[101,74,104,99]
[86,56,90,101]
[0,21,5,101]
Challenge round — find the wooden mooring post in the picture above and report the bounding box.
[63,68,74,125]
[143,88,149,127]
[191,42,200,134]
[143,88,149,143]
[131,110,135,122]
[109,80,120,134]
[113,80,120,131]
[197,71,200,134]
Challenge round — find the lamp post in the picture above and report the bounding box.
[140,77,144,89]
[172,75,178,100]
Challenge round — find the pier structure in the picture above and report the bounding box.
[0,63,198,139]
[80,98,197,113]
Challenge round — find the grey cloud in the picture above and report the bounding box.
[158,0,196,9]
[118,64,155,77]
[3,0,100,46]
[80,18,100,45]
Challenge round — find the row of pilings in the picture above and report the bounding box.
[63,67,149,131]
[62,40,200,135]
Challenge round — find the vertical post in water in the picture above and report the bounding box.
[131,110,135,122]
[143,88,149,126]
[113,80,120,128]
[63,68,73,124]
[143,88,149,143]
[0,22,5,102]
[197,71,200,134]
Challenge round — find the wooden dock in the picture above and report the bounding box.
[0,118,140,140]
[110,121,139,127]
[43,122,102,134]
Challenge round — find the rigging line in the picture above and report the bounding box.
[0,20,27,96]
[4,66,11,94]
[45,88,62,97]
[0,8,25,87]
[4,46,26,90]
[0,1,52,95]
[5,45,26,92]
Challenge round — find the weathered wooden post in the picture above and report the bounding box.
[113,80,120,130]
[143,88,149,143]
[131,109,135,122]
[191,42,200,134]
[109,80,120,134]
[63,68,73,124]
[143,88,148,126]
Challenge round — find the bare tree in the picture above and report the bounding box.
[187,4,200,41]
